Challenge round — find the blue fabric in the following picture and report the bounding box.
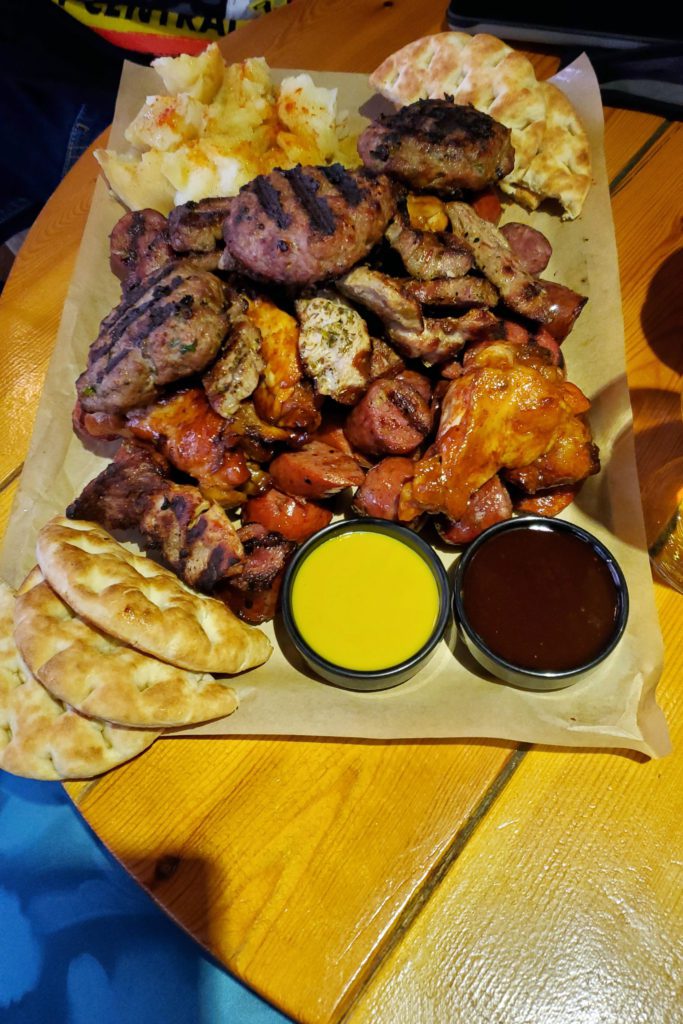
[0,772,291,1023]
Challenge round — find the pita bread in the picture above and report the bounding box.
[369,32,592,220]
[14,568,239,729]
[0,581,158,781]
[36,518,272,674]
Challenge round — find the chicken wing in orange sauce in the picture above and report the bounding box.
[402,339,597,523]
[246,296,321,432]
[127,387,250,506]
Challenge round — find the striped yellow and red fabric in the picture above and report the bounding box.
[51,0,291,56]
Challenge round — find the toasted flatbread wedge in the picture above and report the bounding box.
[36,518,272,675]
[0,581,158,780]
[14,568,238,729]
[370,32,591,220]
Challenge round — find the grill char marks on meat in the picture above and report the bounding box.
[344,370,433,457]
[167,196,233,254]
[109,209,175,292]
[222,164,398,286]
[66,442,245,592]
[218,524,295,624]
[77,262,231,415]
[358,98,515,194]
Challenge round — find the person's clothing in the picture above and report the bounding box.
[51,0,291,56]
[0,0,289,242]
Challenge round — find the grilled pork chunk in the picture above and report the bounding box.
[203,315,264,419]
[446,202,586,340]
[77,262,232,415]
[358,98,514,193]
[66,442,244,591]
[385,212,473,280]
[337,266,496,364]
[221,164,397,286]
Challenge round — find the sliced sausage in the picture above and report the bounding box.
[500,222,552,275]
[269,441,365,500]
[343,370,433,457]
[435,475,512,545]
[351,457,416,521]
[243,488,333,543]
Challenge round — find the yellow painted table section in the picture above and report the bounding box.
[0,2,680,1022]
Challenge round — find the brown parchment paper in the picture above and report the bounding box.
[0,57,670,757]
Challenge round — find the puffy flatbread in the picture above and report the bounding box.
[0,581,158,781]
[14,568,239,729]
[36,518,272,674]
[369,32,592,220]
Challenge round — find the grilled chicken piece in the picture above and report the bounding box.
[434,475,512,544]
[221,164,398,286]
[168,196,232,253]
[402,277,498,307]
[242,488,332,543]
[358,98,514,193]
[77,263,231,415]
[109,209,173,290]
[446,202,586,340]
[512,484,580,517]
[503,413,600,494]
[203,315,264,419]
[385,212,473,280]
[403,340,594,522]
[296,293,372,405]
[126,387,250,506]
[66,442,244,591]
[269,441,365,500]
[344,370,433,457]
[246,296,321,433]
[351,457,416,521]
[225,401,308,463]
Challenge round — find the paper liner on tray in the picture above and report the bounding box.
[0,57,670,757]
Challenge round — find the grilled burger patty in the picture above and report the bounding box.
[221,164,398,286]
[77,262,231,414]
[358,98,514,193]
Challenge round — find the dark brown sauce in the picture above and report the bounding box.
[461,526,622,672]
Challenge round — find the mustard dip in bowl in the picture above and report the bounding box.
[281,519,450,691]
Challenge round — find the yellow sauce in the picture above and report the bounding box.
[291,530,440,672]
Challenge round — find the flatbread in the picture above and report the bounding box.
[14,567,239,728]
[0,581,158,780]
[369,32,592,220]
[36,518,272,674]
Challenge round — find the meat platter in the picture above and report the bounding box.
[0,59,668,756]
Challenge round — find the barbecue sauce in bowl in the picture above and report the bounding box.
[453,517,628,689]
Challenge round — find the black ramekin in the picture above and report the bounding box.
[281,518,451,691]
[452,515,629,691]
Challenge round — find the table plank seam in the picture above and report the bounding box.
[609,121,672,197]
[334,746,530,1024]
[0,463,22,495]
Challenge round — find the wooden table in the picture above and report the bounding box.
[1,3,681,1022]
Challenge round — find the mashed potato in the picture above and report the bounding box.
[96,45,360,214]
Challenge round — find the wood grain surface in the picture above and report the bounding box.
[1,3,681,1023]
